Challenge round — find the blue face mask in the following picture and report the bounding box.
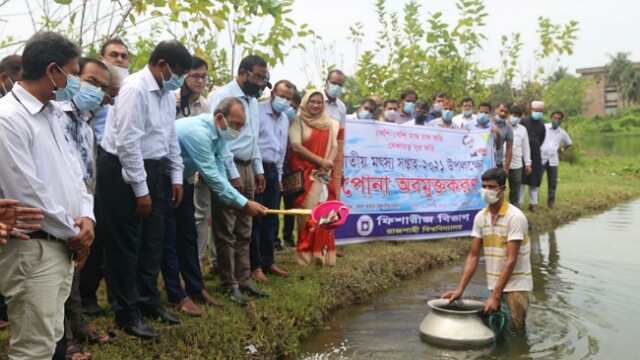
[326,83,343,98]
[463,109,473,117]
[510,116,521,126]
[161,66,186,91]
[403,102,415,114]
[478,113,490,125]
[52,65,80,101]
[73,82,105,112]
[272,95,291,113]
[532,111,543,121]
[433,103,443,113]
[358,110,372,120]
[442,110,454,122]
[495,114,505,125]
[284,107,297,120]
[551,120,560,128]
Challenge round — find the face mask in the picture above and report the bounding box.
[256,89,264,98]
[384,110,398,122]
[161,66,186,91]
[433,103,443,113]
[403,102,415,114]
[442,110,454,122]
[326,83,343,98]
[242,78,262,97]
[495,114,505,125]
[220,115,240,140]
[551,120,560,128]
[481,188,501,205]
[532,111,543,121]
[116,66,129,78]
[284,107,297,120]
[272,96,291,113]
[415,114,427,124]
[73,82,105,112]
[358,110,372,120]
[51,65,80,101]
[463,109,473,117]
[477,113,490,125]
[510,116,521,126]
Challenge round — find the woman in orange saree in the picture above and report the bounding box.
[288,90,340,266]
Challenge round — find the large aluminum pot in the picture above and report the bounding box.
[419,299,494,347]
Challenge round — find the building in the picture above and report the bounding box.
[576,62,640,117]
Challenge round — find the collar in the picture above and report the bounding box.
[227,79,250,99]
[482,199,509,216]
[142,66,162,93]
[12,83,48,115]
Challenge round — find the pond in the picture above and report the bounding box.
[299,199,640,359]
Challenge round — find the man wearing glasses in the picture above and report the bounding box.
[207,55,270,306]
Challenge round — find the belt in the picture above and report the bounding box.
[233,158,252,166]
[29,230,66,244]
[263,162,277,171]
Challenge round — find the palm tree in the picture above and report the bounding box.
[548,66,572,83]
[620,66,640,105]
[605,52,633,87]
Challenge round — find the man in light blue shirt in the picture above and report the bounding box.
[250,80,294,283]
[207,55,270,305]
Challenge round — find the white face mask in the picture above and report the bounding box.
[481,188,501,205]
[116,66,130,79]
[221,114,241,140]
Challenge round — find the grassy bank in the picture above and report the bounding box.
[2,153,639,359]
[568,105,640,137]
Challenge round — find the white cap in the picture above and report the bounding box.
[531,101,544,108]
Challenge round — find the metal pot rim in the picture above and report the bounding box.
[427,299,485,314]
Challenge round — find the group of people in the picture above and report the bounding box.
[0,31,573,360]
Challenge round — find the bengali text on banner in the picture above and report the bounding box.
[335,119,495,244]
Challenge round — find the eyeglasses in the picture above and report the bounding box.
[246,70,269,84]
[189,74,208,81]
[308,100,323,105]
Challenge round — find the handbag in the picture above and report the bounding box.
[282,118,306,197]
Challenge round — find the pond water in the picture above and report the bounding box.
[580,136,640,158]
[299,199,640,359]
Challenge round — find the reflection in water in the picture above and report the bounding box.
[300,200,640,359]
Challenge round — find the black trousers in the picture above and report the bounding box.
[542,162,559,205]
[95,152,168,323]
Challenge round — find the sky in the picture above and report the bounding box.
[1,0,639,92]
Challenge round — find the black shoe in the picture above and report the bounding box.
[283,237,296,249]
[226,288,249,307]
[82,303,106,317]
[240,283,270,298]
[141,307,181,325]
[548,202,555,209]
[117,318,160,340]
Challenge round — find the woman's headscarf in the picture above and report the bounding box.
[298,89,334,130]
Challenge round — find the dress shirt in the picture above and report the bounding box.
[92,105,109,144]
[395,111,414,124]
[208,79,263,180]
[425,109,440,122]
[428,118,461,129]
[175,113,247,209]
[540,123,572,166]
[174,90,209,119]
[54,101,94,183]
[323,91,347,127]
[0,83,94,239]
[257,100,289,181]
[101,66,184,197]
[508,124,531,169]
[452,113,477,129]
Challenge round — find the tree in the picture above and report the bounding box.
[543,76,592,116]
[605,52,640,106]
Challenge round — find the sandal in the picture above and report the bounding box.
[78,330,111,345]
[66,344,92,360]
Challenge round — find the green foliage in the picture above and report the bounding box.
[352,0,494,104]
[569,106,640,137]
[604,52,640,105]
[543,76,593,116]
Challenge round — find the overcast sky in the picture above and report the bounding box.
[1,0,639,91]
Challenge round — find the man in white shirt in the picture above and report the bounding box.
[97,40,191,339]
[346,98,377,120]
[0,55,21,98]
[452,97,477,128]
[441,168,532,335]
[540,111,572,209]
[0,32,95,360]
[506,106,532,208]
[323,69,347,127]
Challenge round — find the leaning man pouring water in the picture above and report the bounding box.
[441,168,532,335]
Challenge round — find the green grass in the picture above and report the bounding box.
[2,152,639,359]
[568,106,640,137]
